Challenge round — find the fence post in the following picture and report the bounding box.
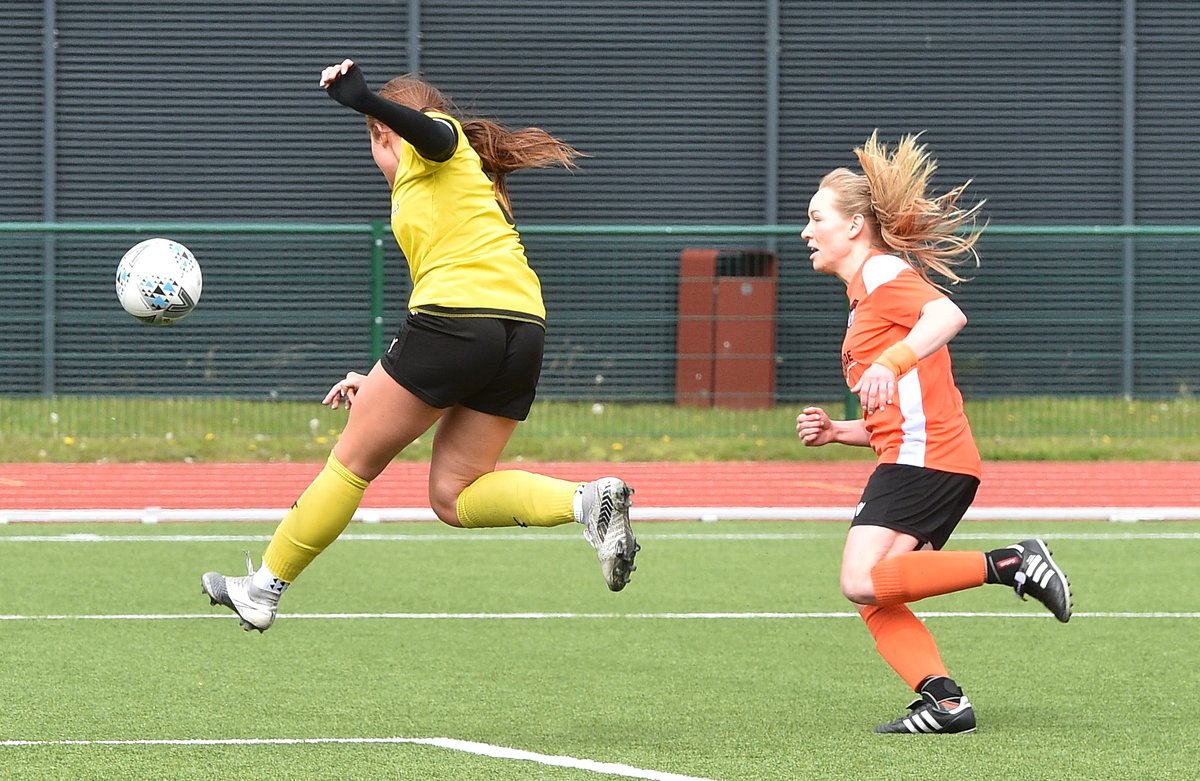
[41,2,58,396]
[41,235,56,397]
[1120,0,1137,398]
[370,219,387,359]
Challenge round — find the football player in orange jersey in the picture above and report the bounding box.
[797,132,1072,734]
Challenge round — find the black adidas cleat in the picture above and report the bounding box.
[1008,538,1073,622]
[875,692,977,734]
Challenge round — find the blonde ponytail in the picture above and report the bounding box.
[822,131,985,285]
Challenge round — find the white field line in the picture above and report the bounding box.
[0,735,721,781]
[0,611,1196,622]
[3,506,1200,523]
[1,530,1200,544]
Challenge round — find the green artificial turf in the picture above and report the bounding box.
[0,519,1197,780]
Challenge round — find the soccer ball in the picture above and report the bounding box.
[115,238,203,325]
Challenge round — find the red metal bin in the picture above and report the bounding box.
[676,248,778,409]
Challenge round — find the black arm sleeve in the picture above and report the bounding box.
[324,64,457,163]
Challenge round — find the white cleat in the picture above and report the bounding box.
[579,477,639,591]
[201,553,280,633]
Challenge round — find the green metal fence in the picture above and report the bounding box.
[1,222,1198,461]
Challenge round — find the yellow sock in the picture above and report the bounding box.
[262,452,369,582]
[456,470,577,528]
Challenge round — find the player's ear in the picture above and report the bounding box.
[848,213,866,239]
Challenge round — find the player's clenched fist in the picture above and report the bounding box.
[796,406,833,446]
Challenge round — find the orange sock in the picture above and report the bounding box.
[861,604,948,690]
[870,550,986,606]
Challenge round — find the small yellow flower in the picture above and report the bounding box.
[611,442,624,452]
[205,432,215,441]
[316,436,328,445]
[62,436,75,446]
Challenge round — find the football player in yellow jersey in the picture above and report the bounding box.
[201,59,639,632]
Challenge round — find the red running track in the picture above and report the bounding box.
[0,461,1196,514]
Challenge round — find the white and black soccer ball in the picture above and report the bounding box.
[115,238,202,325]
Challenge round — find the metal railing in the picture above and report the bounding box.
[1,221,1196,403]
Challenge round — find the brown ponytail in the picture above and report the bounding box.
[375,75,582,216]
[460,119,581,216]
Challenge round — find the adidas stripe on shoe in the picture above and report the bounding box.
[1008,538,1073,622]
[875,693,977,734]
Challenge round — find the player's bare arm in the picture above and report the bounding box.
[796,406,870,447]
[904,296,968,357]
[853,296,969,415]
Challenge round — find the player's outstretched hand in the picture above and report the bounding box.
[319,59,356,88]
[323,370,367,410]
[320,59,374,111]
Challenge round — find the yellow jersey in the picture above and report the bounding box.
[390,111,546,325]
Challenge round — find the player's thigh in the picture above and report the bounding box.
[333,362,445,481]
[840,524,924,601]
[428,406,519,505]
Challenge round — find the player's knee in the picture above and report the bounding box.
[428,485,465,527]
[840,571,876,605]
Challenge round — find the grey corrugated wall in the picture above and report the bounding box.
[2,0,1197,400]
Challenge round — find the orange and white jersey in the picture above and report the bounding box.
[842,254,981,479]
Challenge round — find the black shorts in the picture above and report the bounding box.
[380,311,545,421]
[851,464,980,550]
